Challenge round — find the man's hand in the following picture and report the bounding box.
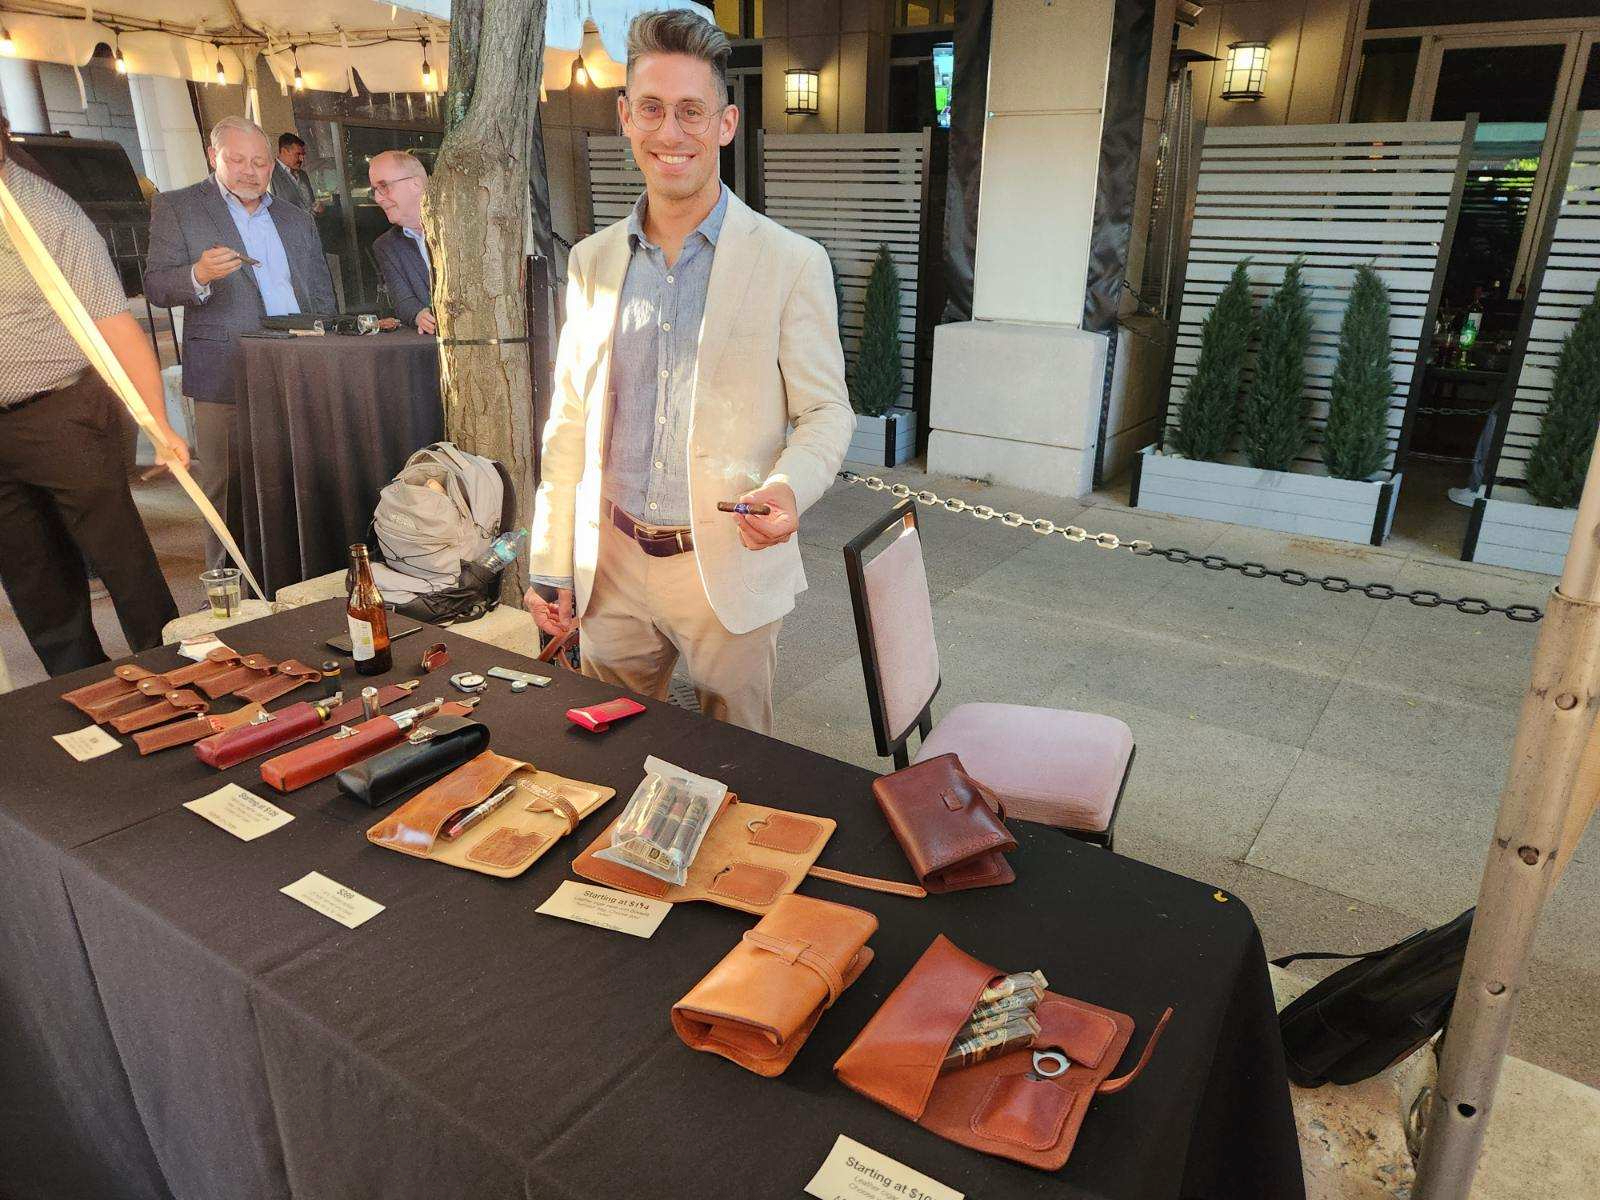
[155,426,191,471]
[524,586,574,637]
[732,482,798,550]
[416,308,437,336]
[193,245,244,286]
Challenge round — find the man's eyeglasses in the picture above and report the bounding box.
[627,97,725,136]
[372,176,422,197]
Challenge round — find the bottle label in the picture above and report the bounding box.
[348,615,376,661]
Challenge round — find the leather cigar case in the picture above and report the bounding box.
[673,894,877,1077]
[198,653,280,699]
[335,716,490,808]
[259,701,476,793]
[234,659,321,705]
[873,753,1017,893]
[195,682,417,769]
[134,704,266,755]
[108,689,208,734]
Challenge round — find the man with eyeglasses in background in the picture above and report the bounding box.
[524,8,852,733]
[368,150,434,335]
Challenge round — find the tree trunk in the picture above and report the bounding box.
[426,0,546,601]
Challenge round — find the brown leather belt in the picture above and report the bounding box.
[608,502,694,558]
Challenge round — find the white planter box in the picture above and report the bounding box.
[845,407,918,468]
[1468,495,1577,575]
[1132,446,1401,546]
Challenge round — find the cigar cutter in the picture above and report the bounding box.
[1031,1050,1071,1079]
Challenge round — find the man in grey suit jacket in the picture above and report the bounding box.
[145,116,337,568]
[368,150,434,334]
[270,132,318,213]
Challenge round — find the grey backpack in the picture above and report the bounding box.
[369,442,515,623]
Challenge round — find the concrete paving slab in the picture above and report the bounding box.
[772,660,892,774]
[928,591,1094,707]
[1345,604,1540,708]
[1245,751,1494,925]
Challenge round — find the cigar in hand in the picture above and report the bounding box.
[717,500,772,516]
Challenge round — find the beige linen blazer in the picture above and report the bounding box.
[527,190,854,635]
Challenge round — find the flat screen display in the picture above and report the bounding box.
[932,43,953,129]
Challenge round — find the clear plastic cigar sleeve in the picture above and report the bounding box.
[593,756,726,886]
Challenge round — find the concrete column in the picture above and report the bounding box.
[128,73,207,191]
[0,56,50,133]
[926,0,1115,497]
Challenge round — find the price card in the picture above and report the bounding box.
[805,1136,962,1200]
[184,785,293,842]
[53,725,122,761]
[280,872,385,930]
[535,881,671,939]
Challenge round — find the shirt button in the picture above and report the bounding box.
[657,416,665,425]
[654,461,664,470]
[666,275,674,284]
[661,322,671,332]
[648,502,658,511]
[660,369,669,379]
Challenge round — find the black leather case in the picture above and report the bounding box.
[334,716,491,808]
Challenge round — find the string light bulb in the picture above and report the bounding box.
[114,39,128,74]
[214,44,226,86]
[420,37,433,92]
[0,26,15,56]
[292,44,304,91]
[573,58,589,88]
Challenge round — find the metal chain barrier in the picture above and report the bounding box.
[1413,406,1495,418]
[837,470,1544,623]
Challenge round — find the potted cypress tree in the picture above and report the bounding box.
[844,244,915,467]
[1470,283,1600,574]
[1137,260,1404,546]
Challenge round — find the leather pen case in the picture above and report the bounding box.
[128,646,248,698]
[335,716,490,808]
[234,659,322,705]
[195,681,419,769]
[672,894,877,1077]
[834,935,1173,1171]
[108,689,208,734]
[873,753,1017,893]
[367,750,615,877]
[259,700,476,793]
[62,663,160,721]
[135,703,266,755]
[197,653,280,699]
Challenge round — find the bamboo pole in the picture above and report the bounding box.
[0,170,265,601]
[1413,444,1600,1197]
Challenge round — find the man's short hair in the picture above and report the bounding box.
[626,8,731,93]
[368,149,427,179]
[210,116,268,151]
[278,132,306,152]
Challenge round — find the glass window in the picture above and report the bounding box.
[1430,43,1566,123]
[1349,37,1420,123]
[713,0,762,38]
[899,1,955,28]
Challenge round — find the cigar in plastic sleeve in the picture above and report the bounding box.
[939,1014,1042,1074]
[667,793,712,862]
[716,500,772,516]
[978,970,1049,1006]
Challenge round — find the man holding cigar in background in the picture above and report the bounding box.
[145,116,336,569]
[525,9,852,733]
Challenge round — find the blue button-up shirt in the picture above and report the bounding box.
[207,176,298,315]
[603,185,728,527]
[402,225,432,273]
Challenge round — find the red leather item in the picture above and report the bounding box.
[198,654,278,699]
[259,701,475,793]
[134,704,265,755]
[873,754,1017,893]
[834,936,1173,1171]
[566,697,646,732]
[420,642,450,673]
[108,689,208,734]
[195,682,420,769]
[235,660,321,704]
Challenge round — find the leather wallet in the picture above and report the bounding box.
[873,753,1017,893]
[134,703,266,755]
[571,794,840,915]
[672,894,877,1077]
[367,750,615,877]
[258,700,476,793]
[195,681,419,769]
[335,716,491,808]
[834,935,1172,1171]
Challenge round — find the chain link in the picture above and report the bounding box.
[1414,406,1495,418]
[837,471,1544,623]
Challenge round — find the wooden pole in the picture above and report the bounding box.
[0,171,266,601]
[1413,443,1600,1196]
[426,0,546,602]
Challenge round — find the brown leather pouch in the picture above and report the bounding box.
[134,703,266,755]
[873,754,1017,893]
[62,664,158,721]
[570,794,841,915]
[108,689,209,734]
[198,653,279,699]
[235,660,322,704]
[834,935,1172,1171]
[366,751,614,877]
[672,894,877,1077]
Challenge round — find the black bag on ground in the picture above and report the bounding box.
[1274,908,1473,1088]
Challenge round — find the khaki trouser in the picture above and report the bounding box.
[580,518,780,733]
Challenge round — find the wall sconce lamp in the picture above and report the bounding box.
[1221,41,1269,101]
[784,68,819,115]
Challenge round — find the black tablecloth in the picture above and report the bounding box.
[235,332,445,596]
[0,602,1303,1200]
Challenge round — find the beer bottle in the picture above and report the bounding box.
[346,544,392,676]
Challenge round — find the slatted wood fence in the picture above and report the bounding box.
[1163,120,1470,473]
[584,134,645,230]
[1490,110,1600,500]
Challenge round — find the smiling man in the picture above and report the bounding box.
[368,150,434,334]
[525,8,852,733]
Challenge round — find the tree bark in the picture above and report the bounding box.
[426,0,546,600]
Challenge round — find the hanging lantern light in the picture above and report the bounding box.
[1221,41,1269,102]
[214,44,227,86]
[572,57,589,88]
[114,36,128,75]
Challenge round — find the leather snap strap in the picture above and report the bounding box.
[1098,1006,1174,1094]
[742,930,845,1005]
[806,865,928,900]
[517,780,580,834]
